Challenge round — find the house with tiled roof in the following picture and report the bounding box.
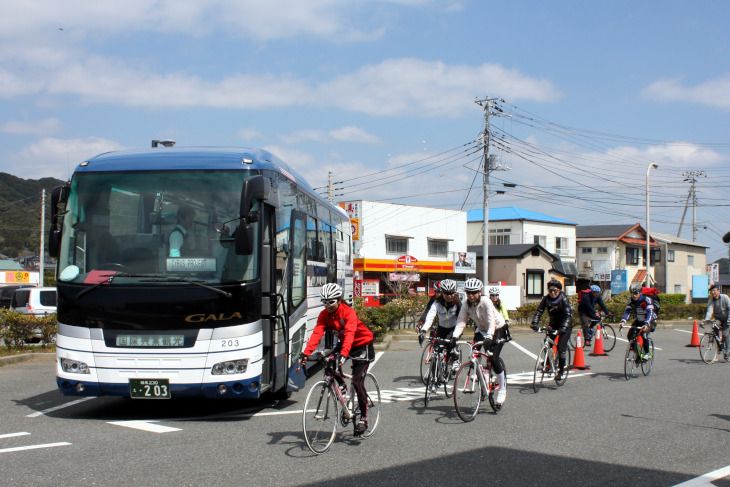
[576,224,707,299]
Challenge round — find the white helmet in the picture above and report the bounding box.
[488,286,500,296]
[440,279,457,293]
[320,283,343,300]
[464,278,483,293]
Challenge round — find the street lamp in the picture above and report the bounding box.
[646,162,658,286]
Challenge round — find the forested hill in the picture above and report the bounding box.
[0,172,65,258]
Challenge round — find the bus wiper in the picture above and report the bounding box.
[75,273,118,299]
[135,276,233,299]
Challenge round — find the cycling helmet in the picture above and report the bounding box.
[590,284,601,293]
[547,279,562,290]
[629,283,642,294]
[440,279,457,293]
[464,278,483,293]
[488,286,500,296]
[433,281,441,292]
[320,283,343,300]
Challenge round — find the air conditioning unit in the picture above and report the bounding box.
[583,260,592,269]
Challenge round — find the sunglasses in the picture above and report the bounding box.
[442,291,455,296]
[548,288,560,292]
[322,299,338,305]
[466,290,481,295]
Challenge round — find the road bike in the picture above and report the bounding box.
[619,322,654,380]
[301,352,381,454]
[423,336,455,406]
[700,319,726,364]
[570,313,617,353]
[532,327,571,392]
[418,331,462,386]
[452,339,506,422]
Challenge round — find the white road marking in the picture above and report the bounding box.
[107,420,181,434]
[0,432,30,439]
[0,442,71,454]
[371,351,384,369]
[673,464,730,486]
[613,336,663,351]
[27,397,96,418]
[509,340,538,360]
[675,329,692,334]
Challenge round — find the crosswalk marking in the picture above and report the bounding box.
[107,420,182,434]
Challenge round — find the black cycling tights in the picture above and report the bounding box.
[550,326,572,369]
[351,360,370,419]
[475,331,505,374]
[627,324,651,354]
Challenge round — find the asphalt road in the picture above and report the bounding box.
[2,326,729,487]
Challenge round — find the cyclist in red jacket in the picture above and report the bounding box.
[300,283,374,435]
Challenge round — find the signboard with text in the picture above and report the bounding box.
[611,269,628,295]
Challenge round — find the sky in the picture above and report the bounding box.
[1,0,729,261]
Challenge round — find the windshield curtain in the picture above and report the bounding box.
[57,170,259,285]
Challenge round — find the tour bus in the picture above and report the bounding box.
[49,147,353,399]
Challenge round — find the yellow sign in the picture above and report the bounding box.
[351,218,360,241]
[6,271,30,283]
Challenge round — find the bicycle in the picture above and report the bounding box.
[423,336,455,406]
[452,339,506,422]
[570,313,617,353]
[418,331,462,386]
[700,319,726,364]
[532,327,571,392]
[619,322,654,380]
[301,352,381,454]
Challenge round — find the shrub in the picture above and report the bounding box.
[0,308,57,351]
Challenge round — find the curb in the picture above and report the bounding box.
[0,352,55,367]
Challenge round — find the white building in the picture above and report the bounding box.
[338,201,469,302]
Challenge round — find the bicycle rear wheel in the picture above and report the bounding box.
[487,358,506,412]
[641,339,654,376]
[532,346,549,393]
[419,343,433,385]
[700,334,718,364]
[602,324,617,353]
[624,343,638,380]
[302,381,338,454]
[453,361,482,422]
[353,373,381,438]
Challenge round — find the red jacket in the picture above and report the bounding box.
[303,302,374,358]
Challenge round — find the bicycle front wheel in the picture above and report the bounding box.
[602,324,617,353]
[453,361,482,422]
[641,339,655,376]
[355,373,381,438]
[624,343,638,380]
[419,343,433,385]
[302,381,338,454]
[487,358,506,412]
[424,354,438,407]
[532,346,549,393]
[700,334,717,364]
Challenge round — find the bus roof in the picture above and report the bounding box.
[78,147,316,193]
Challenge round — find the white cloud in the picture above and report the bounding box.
[643,76,730,110]
[236,128,264,142]
[317,58,561,116]
[279,126,381,144]
[0,118,61,135]
[8,137,124,180]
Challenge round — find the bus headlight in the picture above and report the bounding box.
[212,359,248,375]
[60,358,90,374]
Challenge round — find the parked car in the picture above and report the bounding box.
[10,287,57,316]
[0,285,31,309]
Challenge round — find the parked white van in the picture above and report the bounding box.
[11,287,57,316]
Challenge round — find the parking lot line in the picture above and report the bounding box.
[0,432,30,439]
[27,397,96,418]
[673,464,730,487]
[0,442,71,454]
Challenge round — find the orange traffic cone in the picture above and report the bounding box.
[687,320,701,347]
[590,324,607,356]
[572,330,589,370]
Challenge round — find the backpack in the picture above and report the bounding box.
[641,287,661,316]
[577,288,592,303]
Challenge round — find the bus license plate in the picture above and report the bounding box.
[129,379,171,399]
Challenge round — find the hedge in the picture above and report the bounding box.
[0,309,57,350]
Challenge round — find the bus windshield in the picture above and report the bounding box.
[57,171,259,286]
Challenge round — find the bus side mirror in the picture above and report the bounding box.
[236,176,270,255]
[48,184,70,258]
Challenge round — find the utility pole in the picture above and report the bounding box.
[680,170,705,241]
[39,188,45,287]
[474,96,501,285]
